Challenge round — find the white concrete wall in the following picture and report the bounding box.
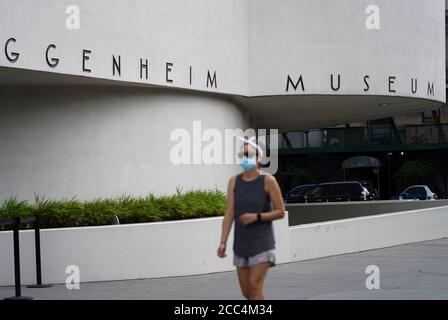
[249,0,445,102]
[1,205,447,286]
[0,86,249,201]
[0,0,444,102]
[0,0,250,95]
[0,215,289,286]
[289,205,448,262]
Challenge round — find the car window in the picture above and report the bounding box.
[290,186,312,196]
[330,184,345,195]
[330,184,360,195]
[414,187,426,196]
[289,186,312,196]
[321,185,334,196]
[288,186,301,196]
[405,187,426,197]
[305,186,323,197]
[347,184,361,194]
[307,183,364,197]
[404,187,416,196]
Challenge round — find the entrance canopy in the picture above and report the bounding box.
[343,156,381,169]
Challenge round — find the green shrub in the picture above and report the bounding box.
[0,189,226,230]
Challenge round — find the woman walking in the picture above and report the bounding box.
[217,137,285,300]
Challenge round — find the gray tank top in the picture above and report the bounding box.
[233,173,275,257]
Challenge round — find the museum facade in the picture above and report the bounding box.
[0,0,445,200]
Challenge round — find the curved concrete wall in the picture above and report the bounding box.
[1,204,448,286]
[0,86,248,201]
[0,0,250,95]
[0,0,444,101]
[249,0,445,101]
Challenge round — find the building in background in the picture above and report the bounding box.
[0,0,445,201]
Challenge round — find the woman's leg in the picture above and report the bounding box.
[248,263,271,300]
[236,266,251,299]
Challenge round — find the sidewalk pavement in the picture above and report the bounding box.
[1,237,447,300]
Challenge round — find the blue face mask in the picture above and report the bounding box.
[239,156,257,171]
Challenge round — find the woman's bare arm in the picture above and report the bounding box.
[217,176,236,257]
[260,175,285,222]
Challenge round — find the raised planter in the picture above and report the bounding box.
[1,203,448,286]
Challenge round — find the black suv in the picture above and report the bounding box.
[284,184,318,204]
[303,181,376,203]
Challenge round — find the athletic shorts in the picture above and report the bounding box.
[233,249,276,268]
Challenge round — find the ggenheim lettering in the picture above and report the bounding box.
[3,37,218,89]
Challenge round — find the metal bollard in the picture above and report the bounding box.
[4,217,32,300]
[27,216,52,289]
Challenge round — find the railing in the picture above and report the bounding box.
[280,124,448,149]
[0,216,52,300]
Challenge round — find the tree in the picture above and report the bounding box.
[394,160,434,189]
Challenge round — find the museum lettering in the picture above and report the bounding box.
[286,73,435,97]
[4,37,218,89]
[2,37,437,96]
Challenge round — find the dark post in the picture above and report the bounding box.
[387,153,392,200]
[13,218,21,297]
[5,217,32,300]
[28,216,52,288]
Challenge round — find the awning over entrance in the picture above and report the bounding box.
[342,156,381,169]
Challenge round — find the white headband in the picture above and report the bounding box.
[238,136,264,158]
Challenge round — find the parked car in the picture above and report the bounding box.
[284,184,317,203]
[303,181,375,203]
[391,185,437,200]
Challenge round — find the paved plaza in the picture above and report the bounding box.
[1,238,448,300]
